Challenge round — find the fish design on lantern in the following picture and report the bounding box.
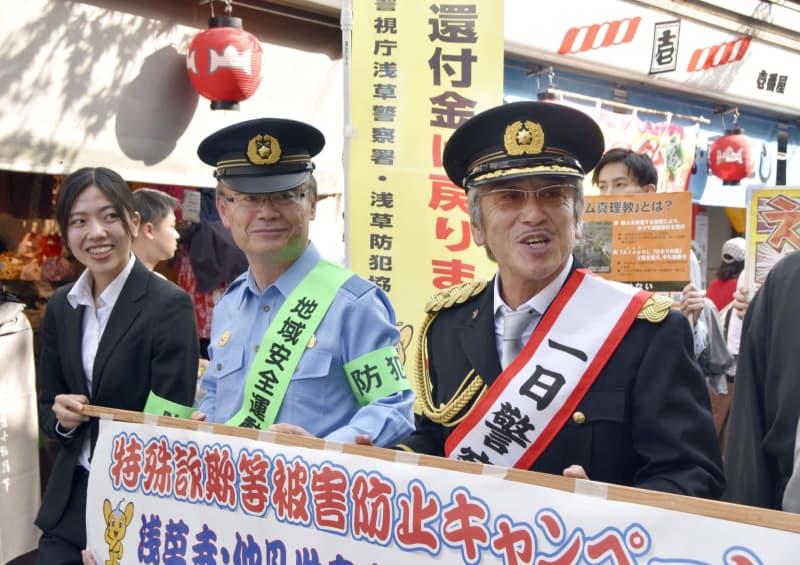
[209,45,253,74]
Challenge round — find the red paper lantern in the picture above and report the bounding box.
[186,16,263,111]
[708,129,753,184]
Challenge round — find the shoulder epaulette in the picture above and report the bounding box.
[424,279,488,314]
[636,293,672,322]
[414,279,489,426]
[341,273,371,298]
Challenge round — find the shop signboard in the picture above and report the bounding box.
[505,0,799,116]
[743,186,800,295]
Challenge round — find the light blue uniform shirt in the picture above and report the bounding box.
[199,243,414,446]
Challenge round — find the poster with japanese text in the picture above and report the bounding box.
[574,191,693,292]
[349,2,503,367]
[86,418,800,564]
[744,186,800,295]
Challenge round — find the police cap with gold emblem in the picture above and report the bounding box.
[443,101,605,190]
[198,118,325,194]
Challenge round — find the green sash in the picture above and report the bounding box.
[144,261,413,428]
[226,260,351,429]
[344,345,411,405]
[143,392,195,419]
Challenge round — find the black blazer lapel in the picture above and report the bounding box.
[63,297,90,397]
[91,259,148,396]
[457,278,503,387]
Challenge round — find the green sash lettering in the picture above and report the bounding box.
[226,261,352,429]
[344,345,411,406]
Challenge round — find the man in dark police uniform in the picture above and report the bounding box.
[395,101,724,498]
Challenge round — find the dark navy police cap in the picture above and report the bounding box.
[198,118,325,194]
[443,101,605,191]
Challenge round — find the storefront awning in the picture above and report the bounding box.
[0,0,343,191]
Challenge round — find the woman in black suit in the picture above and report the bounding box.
[35,167,199,564]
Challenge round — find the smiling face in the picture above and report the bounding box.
[217,182,316,268]
[470,176,581,307]
[67,185,139,294]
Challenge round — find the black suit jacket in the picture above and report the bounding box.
[35,259,199,531]
[724,250,800,509]
[399,262,725,498]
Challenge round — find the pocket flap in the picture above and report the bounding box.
[292,348,333,380]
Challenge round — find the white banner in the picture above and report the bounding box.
[86,419,800,564]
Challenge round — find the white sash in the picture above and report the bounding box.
[445,269,650,468]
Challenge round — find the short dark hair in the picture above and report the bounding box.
[715,259,744,281]
[56,167,136,247]
[591,148,658,187]
[133,188,181,224]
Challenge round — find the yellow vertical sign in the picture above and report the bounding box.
[350,1,504,366]
[744,186,800,292]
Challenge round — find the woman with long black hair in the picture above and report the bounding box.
[35,167,198,564]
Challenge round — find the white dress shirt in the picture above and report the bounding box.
[492,256,573,361]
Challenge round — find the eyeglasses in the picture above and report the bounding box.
[222,188,307,211]
[480,184,576,208]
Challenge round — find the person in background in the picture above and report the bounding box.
[131,188,181,273]
[394,102,723,498]
[706,236,745,311]
[192,118,414,447]
[724,250,800,510]
[36,167,198,564]
[131,187,209,402]
[724,279,751,364]
[593,148,708,358]
[593,148,658,196]
[706,239,746,452]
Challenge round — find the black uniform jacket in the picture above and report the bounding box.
[398,262,725,499]
[35,259,199,530]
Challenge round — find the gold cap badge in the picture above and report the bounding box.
[246,133,282,165]
[219,330,231,347]
[503,120,544,156]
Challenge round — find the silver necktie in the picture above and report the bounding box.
[501,308,536,369]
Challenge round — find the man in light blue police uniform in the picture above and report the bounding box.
[193,118,414,446]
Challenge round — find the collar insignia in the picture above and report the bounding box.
[246,133,282,165]
[503,120,544,156]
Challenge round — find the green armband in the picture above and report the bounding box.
[143,391,195,419]
[344,345,412,406]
